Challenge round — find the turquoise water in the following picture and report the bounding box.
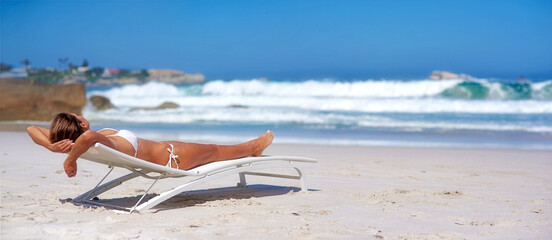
[85,78,552,150]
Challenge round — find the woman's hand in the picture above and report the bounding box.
[62,130,116,178]
[49,139,73,153]
[63,159,77,177]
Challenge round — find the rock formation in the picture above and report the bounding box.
[89,95,116,111]
[429,71,473,80]
[130,101,180,111]
[93,77,141,86]
[57,69,205,86]
[147,69,205,84]
[0,78,86,121]
[228,104,248,108]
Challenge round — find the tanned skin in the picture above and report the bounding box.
[28,114,273,178]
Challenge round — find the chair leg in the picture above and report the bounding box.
[72,171,142,202]
[133,175,212,213]
[234,166,308,191]
[294,167,308,192]
[129,175,161,213]
[237,172,247,188]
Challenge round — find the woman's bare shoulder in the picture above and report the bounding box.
[78,130,116,148]
[97,128,117,136]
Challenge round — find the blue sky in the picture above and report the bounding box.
[1,0,551,80]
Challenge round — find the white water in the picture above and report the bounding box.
[202,79,464,97]
[85,80,552,134]
[89,81,552,113]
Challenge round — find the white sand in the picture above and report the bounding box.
[1,131,551,239]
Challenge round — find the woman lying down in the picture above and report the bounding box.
[27,112,274,178]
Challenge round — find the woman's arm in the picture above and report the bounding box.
[27,125,73,153]
[63,130,115,178]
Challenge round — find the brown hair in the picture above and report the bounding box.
[49,112,84,143]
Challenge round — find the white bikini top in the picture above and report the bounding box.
[100,128,139,157]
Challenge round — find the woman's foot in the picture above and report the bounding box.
[251,130,274,157]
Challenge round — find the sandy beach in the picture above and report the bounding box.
[1,130,551,239]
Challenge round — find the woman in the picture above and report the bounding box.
[27,112,274,178]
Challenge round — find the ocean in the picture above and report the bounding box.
[85,78,552,150]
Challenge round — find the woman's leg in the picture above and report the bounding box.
[165,131,273,170]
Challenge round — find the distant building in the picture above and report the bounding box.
[101,68,120,78]
[77,66,90,72]
[72,66,90,75]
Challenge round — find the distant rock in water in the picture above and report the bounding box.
[147,69,205,84]
[89,95,116,111]
[0,78,86,121]
[429,71,473,80]
[228,104,248,108]
[130,101,180,111]
[156,102,180,109]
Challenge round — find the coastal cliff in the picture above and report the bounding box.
[0,78,86,121]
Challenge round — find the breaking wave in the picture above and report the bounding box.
[85,78,552,133]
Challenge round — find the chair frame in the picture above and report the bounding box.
[70,143,316,213]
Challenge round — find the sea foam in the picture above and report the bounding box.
[84,78,552,134]
[202,79,463,98]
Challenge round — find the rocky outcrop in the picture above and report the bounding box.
[0,78,86,121]
[429,71,473,80]
[130,101,180,111]
[58,69,205,86]
[92,77,141,86]
[228,104,248,108]
[89,95,116,111]
[147,69,205,84]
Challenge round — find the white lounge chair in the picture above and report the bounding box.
[69,143,317,213]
